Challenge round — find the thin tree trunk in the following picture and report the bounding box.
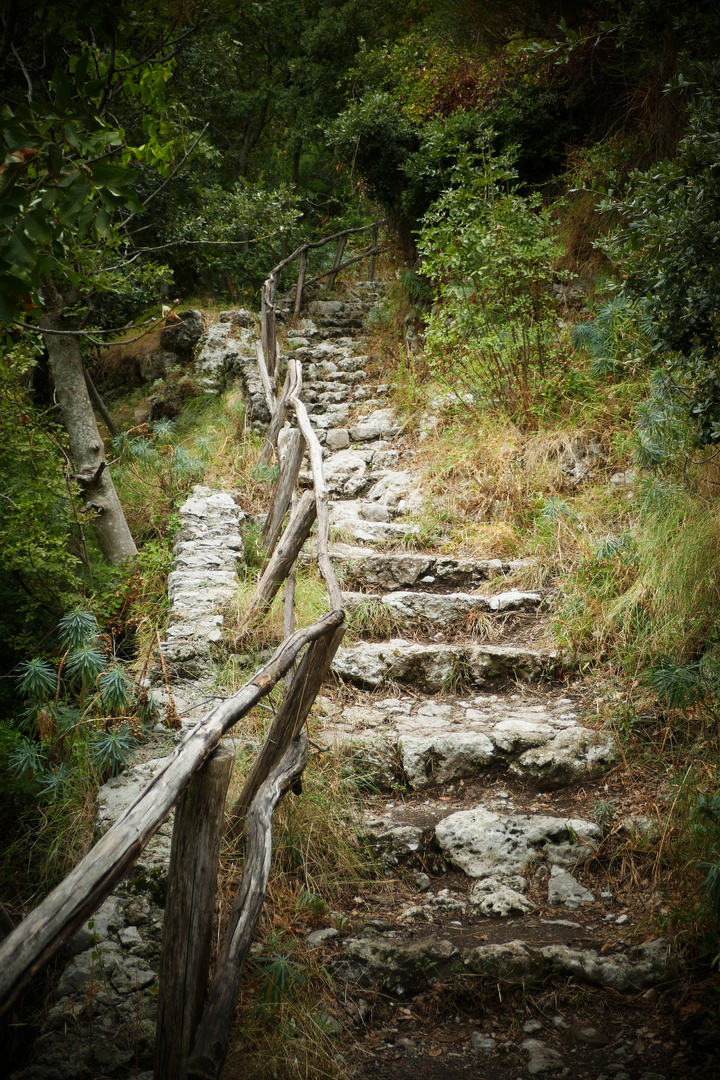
[40,289,137,565]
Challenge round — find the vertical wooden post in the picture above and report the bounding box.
[262,274,278,380]
[368,223,379,281]
[262,429,307,557]
[293,246,308,317]
[327,234,347,291]
[155,742,235,1080]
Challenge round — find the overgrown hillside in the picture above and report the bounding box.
[3,0,720,1075]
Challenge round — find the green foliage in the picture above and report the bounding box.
[571,297,651,380]
[88,724,137,774]
[418,157,565,424]
[111,424,208,544]
[694,794,720,923]
[8,609,153,802]
[256,946,309,1009]
[0,345,85,656]
[169,180,302,290]
[644,657,707,713]
[603,66,720,451]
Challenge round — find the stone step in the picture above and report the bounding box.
[343,587,543,623]
[318,687,616,790]
[337,929,668,1000]
[332,639,559,692]
[326,543,532,590]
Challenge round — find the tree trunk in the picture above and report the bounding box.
[40,294,137,565]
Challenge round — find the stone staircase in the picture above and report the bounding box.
[10,282,705,1080]
[273,285,693,1080]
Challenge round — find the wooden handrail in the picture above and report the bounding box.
[260,219,385,357]
[0,612,342,1017]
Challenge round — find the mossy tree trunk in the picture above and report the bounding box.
[40,286,137,565]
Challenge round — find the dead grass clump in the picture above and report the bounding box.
[225,566,329,656]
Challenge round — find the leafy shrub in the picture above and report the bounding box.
[602,67,720,451]
[418,158,564,425]
[9,610,158,801]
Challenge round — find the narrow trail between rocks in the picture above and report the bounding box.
[11,283,713,1080]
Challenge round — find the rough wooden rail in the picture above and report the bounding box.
[0,612,342,1017]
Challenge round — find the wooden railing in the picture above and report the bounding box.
[0,221,385,1079]
[260,219,385,381]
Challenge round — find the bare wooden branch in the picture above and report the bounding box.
[265,220,386,282]
[227,620,345,838]
[255,340,275,416]
[236,489,317,635]
[293,246,309,317]
[262,429,306,557]
[83,368,119,437]
[257,370,290,468]
[0,611,342,1017]
[305,245,388,287]
[186,733,309,1080]
[155,743,235,1080]
[369,223,379,280]
[327,234,347,292]
[283,492,299,688]
[287,359,344,610]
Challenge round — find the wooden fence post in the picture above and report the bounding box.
[261,275,279,382]
[186,733,310,1080]
[326,235,347,291]
[262,429,307,556]
[293,246,308,317]
[236,489,317,634]
[155,742,236,1080]
[227,621,346,838]
[368,223,379,281]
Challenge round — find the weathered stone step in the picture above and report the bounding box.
[332,639,555,692]
[343,587,544,628]
[318,687,616,790]
[325,544,532,590]
[337,931,668,999]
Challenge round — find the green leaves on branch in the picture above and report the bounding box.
[0,96,144,320]
[418,158,564,425]
[9,610,158,799]
[601,64,720,451]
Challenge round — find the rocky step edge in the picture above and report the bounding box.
[341,584,546,629]
[303,544,534,591]
[331,638,560,693]
[303,690,673,1079]
[318,688,616,793]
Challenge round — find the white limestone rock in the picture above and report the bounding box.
[193,322,255,393]
[547,866,595,908]
[510,727,618,788]
[434,808,599,879]
[489,589,543,612]
[463,938,669,992]
[399,732,495,787]
[522,1039,565,1075]
[332,641,555,692]
[382,590,491,626]
[326,428,351,450]
[469,878,536,917]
